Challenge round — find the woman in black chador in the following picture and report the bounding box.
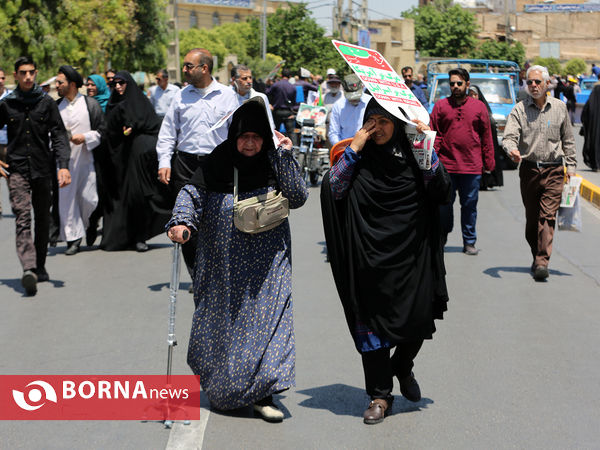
[581,84,600,172]
[100,71,171,251]
[321,99,451,425]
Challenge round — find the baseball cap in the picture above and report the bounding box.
[326,68,336,76]
[299,67,312,78]
[342,74,363,101]
[326,74,341,84]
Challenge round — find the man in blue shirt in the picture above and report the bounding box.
[266,68,297,133]
[148,69,180,118]
[401,66,429,110]
[328,74,370,146]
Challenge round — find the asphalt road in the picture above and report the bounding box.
[1,154,599,448]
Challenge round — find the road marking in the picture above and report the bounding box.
[165,406,210,450]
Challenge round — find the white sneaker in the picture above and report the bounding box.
[253,400,284,422]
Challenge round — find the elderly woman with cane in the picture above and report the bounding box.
[321,99,452,424]
[166,98,308,422]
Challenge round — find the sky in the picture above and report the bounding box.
[291,0,420,34]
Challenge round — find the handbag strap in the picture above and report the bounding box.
[233,167,239,205]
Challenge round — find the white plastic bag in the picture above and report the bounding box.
[560,175,582,208]
[558,194,582,232]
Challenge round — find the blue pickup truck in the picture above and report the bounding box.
[426,59,520,140]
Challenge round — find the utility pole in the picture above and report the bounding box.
[167,0,181,83]
[360,0,368,30]
[333,0,344,36]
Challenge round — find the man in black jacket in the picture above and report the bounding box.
[0,56,71,296]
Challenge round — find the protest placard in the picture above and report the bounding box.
[332,40,430,125]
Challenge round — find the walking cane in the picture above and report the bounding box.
[163,230,191,428]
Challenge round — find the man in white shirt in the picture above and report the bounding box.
[328,74,370,146]
[156,48,238,273]
[148,69,179,118]
[231,64,275,130]
[55,65,105,256]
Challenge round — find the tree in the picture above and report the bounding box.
[403,0,478,57]
[533,57,562,76]
[110,0,168,72]
[564,58,587,76]
[248,4,347,77]
[0,0,167,79]
[470,40,525,66]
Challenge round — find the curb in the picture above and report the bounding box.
[579,175,600,209]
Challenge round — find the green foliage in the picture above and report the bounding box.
[564,58,587,77]
[248,4,347,77]
[112,0,168,72]
[469,40,525,66]
[179,5,347,79]
[533,57,562,76]
[0,0,167,80]
[179,27,229,69]
[403,0,478,57]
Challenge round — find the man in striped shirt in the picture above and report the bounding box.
[502,64,577,281]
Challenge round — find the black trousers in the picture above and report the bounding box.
[171,151,207,276]
[361,340,423,400]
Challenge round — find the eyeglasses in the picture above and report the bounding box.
[527,79,543,85]
[183,62,202,70]
[449,81,464,87]
[114,80,126,86]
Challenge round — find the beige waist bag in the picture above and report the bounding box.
[233,167,289,234]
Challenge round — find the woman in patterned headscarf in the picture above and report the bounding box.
[167,98,308,422]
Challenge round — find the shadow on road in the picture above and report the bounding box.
[296,383,433,417]
[444,246,465,253]
[148,282,192,292]
[0,278,65,295]
[483,266,572,279]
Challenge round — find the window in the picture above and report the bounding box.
[190,11,197,28]
[234,13,241,23]
[212,12,220,26]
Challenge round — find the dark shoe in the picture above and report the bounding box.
[534,265,549,281]
[135,241,149,252]
[253,396,284,422]
[363,398,391,425]
[21,270,38,296]
[35,267,50,282]
[65,238,81,256]
[398,372,422,402]
[463,244,479,255]
[86,226,98,247]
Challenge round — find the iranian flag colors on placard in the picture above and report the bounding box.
[332,40,430,125]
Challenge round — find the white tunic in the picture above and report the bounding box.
[58,94,101,242]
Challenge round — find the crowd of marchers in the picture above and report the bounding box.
[0,49,585,426]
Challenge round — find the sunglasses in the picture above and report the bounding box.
[182,62,202,70]
[449,81,464,87]
[527,79,543,85]
[114,80,126,86]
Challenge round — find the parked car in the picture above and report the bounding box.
[577,77,597,104]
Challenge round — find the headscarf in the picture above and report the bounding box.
[581,84,600,169]
[189,97,276,193]
[58,65,83,88]
[87,74,110,112]
[321,98,450,347]
[106,71,161,135]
